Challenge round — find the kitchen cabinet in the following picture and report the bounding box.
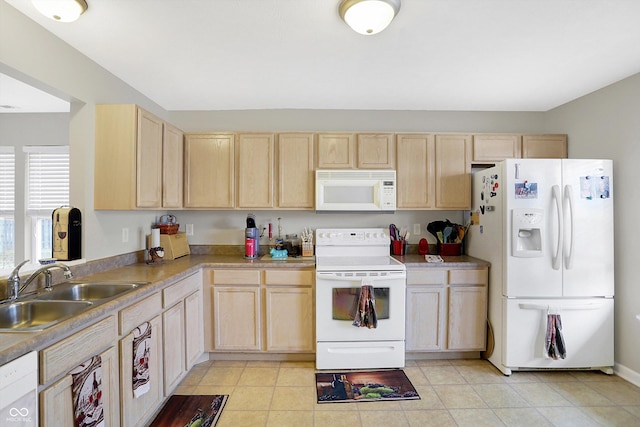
[237,133,275,209]
[317,133,356,169]
[522,134,568,158]
[277,133,315,209]
[472,134,522,163]
[183,133,235,208]
[162,123,184,208]
[396,133,471,209]
[95,104,183,209]
[406,268,487,353]
[264,269,315,352]
[119,295,164,427]
[357,133,395,169]
[204,268,314,353]
[161,272,203,396]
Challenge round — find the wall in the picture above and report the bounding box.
[546,72,640,382]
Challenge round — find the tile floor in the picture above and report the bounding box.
[173,358,640,426]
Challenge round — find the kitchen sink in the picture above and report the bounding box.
[34,282,140,302]
[0,300,93,332]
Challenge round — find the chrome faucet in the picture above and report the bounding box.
[6,260,73,300]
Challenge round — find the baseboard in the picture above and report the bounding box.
[614,362,640,387]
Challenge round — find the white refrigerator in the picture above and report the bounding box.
[466,159,614,375]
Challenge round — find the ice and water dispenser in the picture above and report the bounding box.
[512,208,544,257]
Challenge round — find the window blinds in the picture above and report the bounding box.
[0,148,15,214]
[25,146,69,215]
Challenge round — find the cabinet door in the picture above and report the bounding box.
[237,133,275,208]
[40,346,120,427]
[136,108,164,208]
[162,302,185,396]
[213,286,261,351]
[317,133,356,169]
[435,134,472,209]
[162,123,184,208]
[184,133,235,208]
[185,290,204,369]
[396,134,434,209]
[406,286,445,351]
[265,287,314,352]
[357,134,395,169]
[472,134,521,163]
[277,133,315,208]
[120,315,164,427]
[447,286,487,350]
[522,134,568,159]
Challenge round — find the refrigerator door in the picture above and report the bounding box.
[503,297,614,370]
[561,159,614,297]
[504,159,563,297]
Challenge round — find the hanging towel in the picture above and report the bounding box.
[352,279,377,329]
[70,355,104,427]
[132,321,152,398]
[544,313,567,360]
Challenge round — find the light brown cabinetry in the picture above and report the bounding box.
[522,134,568,159]
[162,123,184,208]
[317,133,356,169]
[183,133,235,208]
[277,133,315,209]
[406,268,488,353]
[95,105,183,209]
[204,268,314,353]
[316,133,395,169]
[357,133,395,168]
[237,133,275,209]
[397,134,471,209]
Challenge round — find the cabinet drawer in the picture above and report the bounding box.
[448,269,488,285]
[163,273,200,308]
[407,269,446,285]
[119,293,162,334]
[40,316,116,384]
[264,269,314,286]
[212,269,261,285]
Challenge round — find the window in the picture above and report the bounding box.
[25,146,69,262]
[0,147,15,270]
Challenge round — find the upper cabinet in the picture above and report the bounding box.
[397,133,471,210]
[522,134,567,159]
[237,133,275,209]
[357,133,395,169]
[162,124,184,209]
[473,133,567,164]
[184,133,235,208]
[316,133,356,169]
[277,133,315,209]
[95,105,181,210]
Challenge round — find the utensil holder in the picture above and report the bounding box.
[439,243,462,256]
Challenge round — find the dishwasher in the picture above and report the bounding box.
[0,351,38,426]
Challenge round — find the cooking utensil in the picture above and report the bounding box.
[389,224,398,240]
[443,227,452,243]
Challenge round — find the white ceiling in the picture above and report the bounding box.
[4,0,640,112]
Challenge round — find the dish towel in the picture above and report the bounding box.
[132,321,152,398]
[545,313,567,360]
[70,355,104,427]
[352,279,377,329]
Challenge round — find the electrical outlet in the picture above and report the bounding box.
[413,223,421,235]
[186,224,194,236]
[122,228,129,242]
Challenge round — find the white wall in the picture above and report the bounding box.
[546,73,640,380]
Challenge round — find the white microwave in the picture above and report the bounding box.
[315,169,396,212]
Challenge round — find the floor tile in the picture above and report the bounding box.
[433,384,488,409]
[360,410,409,426]
[536,406,601,427]
[314,410,362,426]
[404,409,457,426]
[216,410,269,427]
[237,367,280,386]
[584,380,640,405]
[224,386,274,411]
[493,408,553,427]
[276,367,316,386]
[421,366,467,385]
[266,410,314,426]
[552,381,614,406]
[200,366,243,386]
[472,383,530,408]
[580,406,640,427]
[399,385,445,410]
[510,382,573,407]
[270,386,316,411]
[448,408,505,426]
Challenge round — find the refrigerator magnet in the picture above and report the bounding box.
[515,181,538,199]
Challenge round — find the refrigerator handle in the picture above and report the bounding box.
[564,185,575,269]
[552,185,563,270]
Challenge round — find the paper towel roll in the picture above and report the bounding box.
[151,228,160,248]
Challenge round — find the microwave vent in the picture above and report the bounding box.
[316,170,396,180]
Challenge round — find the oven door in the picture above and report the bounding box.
[315,271,406,342]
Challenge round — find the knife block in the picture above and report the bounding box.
[147,232,190,260]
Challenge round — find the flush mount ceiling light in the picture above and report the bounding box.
[31,0,88,22]
[339,0,401,35]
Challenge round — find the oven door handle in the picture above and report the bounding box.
[316,273,406,282]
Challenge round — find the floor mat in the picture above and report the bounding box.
[149,394,228,427]
[316,369,420,403]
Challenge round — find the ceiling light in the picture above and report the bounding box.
[339,0,401,35]
[31,0,88,23]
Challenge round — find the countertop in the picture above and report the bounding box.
[0,253,488,366]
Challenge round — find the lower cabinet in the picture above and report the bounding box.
[204,268,314,353]
[406,268,488,352]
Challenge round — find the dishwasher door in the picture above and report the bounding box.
[0,351,38,426]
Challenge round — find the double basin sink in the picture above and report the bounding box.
[0,282,144,332]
